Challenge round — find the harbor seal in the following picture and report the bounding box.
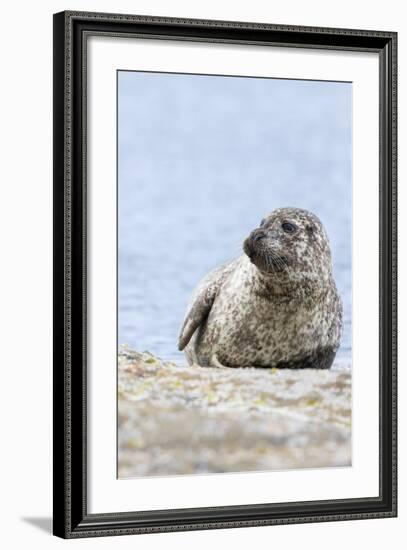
[178,207,342,369]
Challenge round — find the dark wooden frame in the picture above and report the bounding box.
[53,10,397,539]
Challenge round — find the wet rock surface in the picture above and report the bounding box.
[118,346,351,478]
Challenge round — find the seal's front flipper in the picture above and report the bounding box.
[178,285,217,351]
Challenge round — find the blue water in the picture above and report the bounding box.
[118,71,352,367]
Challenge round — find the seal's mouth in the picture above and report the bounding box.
[243,236,289,274]
[243,237,261,264]
[243,237,254,260]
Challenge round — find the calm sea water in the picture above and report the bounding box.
[118,72,352,369]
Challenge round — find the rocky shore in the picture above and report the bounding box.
[118,346,351,478]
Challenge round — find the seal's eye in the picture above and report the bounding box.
[282,221,296,233]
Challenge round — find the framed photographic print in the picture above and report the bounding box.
[53,11,397,538]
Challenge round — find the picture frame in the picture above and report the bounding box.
[53,10,397,539]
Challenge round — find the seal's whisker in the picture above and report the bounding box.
[268,250,285,272]
[276,255,287,271]
[265,252,276,275]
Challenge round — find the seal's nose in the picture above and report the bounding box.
[251,229,266,243]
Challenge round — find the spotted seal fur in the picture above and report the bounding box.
[178,207,342,369]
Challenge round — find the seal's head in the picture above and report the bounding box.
[243,207,333,288]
